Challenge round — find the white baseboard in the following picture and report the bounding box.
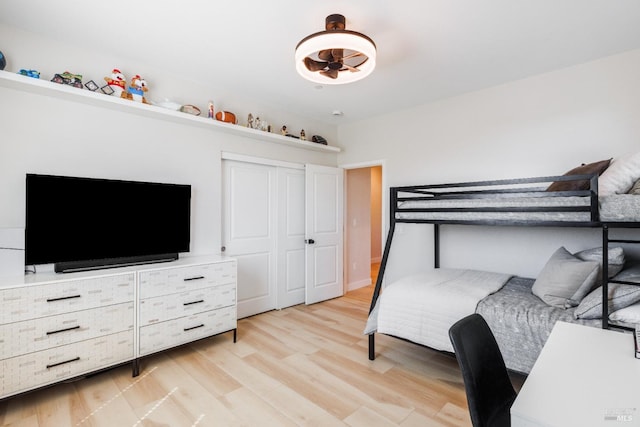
[347,278,372,292]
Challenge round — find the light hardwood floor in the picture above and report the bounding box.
[0,283,500,427]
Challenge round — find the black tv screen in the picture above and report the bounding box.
[25,174,191,272]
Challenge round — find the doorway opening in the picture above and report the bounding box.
[343,163,384,292]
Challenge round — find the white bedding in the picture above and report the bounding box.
[369,268,512,352]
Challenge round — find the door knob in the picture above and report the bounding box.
[305,239,315,244]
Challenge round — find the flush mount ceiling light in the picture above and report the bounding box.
[295,14,376,85]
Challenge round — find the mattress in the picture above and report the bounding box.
[365,273,612,374]
[395,194,640,223]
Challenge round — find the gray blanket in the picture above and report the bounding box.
[477,276,601,374]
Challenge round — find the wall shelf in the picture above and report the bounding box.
[0,70,340,153]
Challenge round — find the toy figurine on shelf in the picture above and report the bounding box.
[247,113,254,128]
[215,110,238,124]
[18,69,40,79]
[123,74,149,104]
[300,129,306,141]
[281,125,287,135]
[208,101,214,118]
[51,71,83,88]
[104,68,127,98]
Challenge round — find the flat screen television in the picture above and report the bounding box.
[25,174,191,273]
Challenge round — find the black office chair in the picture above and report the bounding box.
[449,314,517,427]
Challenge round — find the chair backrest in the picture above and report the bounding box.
[449,313,517,427]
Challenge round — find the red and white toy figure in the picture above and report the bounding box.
[104,68,127,98]
[125,74,149,104]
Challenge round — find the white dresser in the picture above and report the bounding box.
[136,256,237,374]
[0,254,236,399]
[0,271,135,399]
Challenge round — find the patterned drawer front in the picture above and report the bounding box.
[139,263,230,299]
[139,284,236,325]
[0,303,134,360]
[0,330,134,398]
[139,306,236,356]
[0,274,135,324]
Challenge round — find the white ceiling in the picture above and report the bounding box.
[2,0,640,125]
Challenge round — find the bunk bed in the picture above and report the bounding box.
[365,158,640,374]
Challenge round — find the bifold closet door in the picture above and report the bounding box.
[223,159,343,317]
[222,160,278,318]
[276,167,306,309]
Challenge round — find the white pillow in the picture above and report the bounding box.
[609,301,640,324]
[599,152,640,196]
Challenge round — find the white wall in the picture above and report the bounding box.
[0,80,338,263]
[0,23,340,267]
[346,168,372,290]
[0,23,337,143]
[338,49,640,282]
[370,166,382,262]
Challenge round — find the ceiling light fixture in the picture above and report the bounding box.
[295,14,376,85]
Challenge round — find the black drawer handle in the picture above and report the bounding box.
[183,299,204,306]
[184,276,205,282]
[47,295,81,302]
[184,324,204,331]
[46,325,81,335]
[46,357,80,369]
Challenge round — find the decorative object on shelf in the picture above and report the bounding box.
[215,111,237,124]
[300,129,306,140]
[295,14,376,85]
[84,80,99,91]
[51,71,83,88]
[0,50,5,70]
[208,101,214,118]
[103,68,127,98]
[123,74,149,104]
[281,125,287,135]
[312,135,328,145]
[153,99,181,110]
[18,69,40,79]
[100,85,115,95]
[180,105,201,116]
[247,113,254,128]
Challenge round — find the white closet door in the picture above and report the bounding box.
[276,168,306,309]
[305,164,344,304]
[222,160,277,318]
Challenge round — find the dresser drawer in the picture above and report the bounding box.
[139,262,236,299]
[139,284,236,325]
[0,303,134,360]
[0,274,135,324]
[139,306,236,356]
[0,330,134,398]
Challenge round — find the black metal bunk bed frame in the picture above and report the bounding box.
[368,173,640,360]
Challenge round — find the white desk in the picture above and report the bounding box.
[511,322,640,427]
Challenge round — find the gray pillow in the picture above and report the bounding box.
[614,261,640,282]
[532,246,600,308]
[574,283,640,319]
[574,246,625,280]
